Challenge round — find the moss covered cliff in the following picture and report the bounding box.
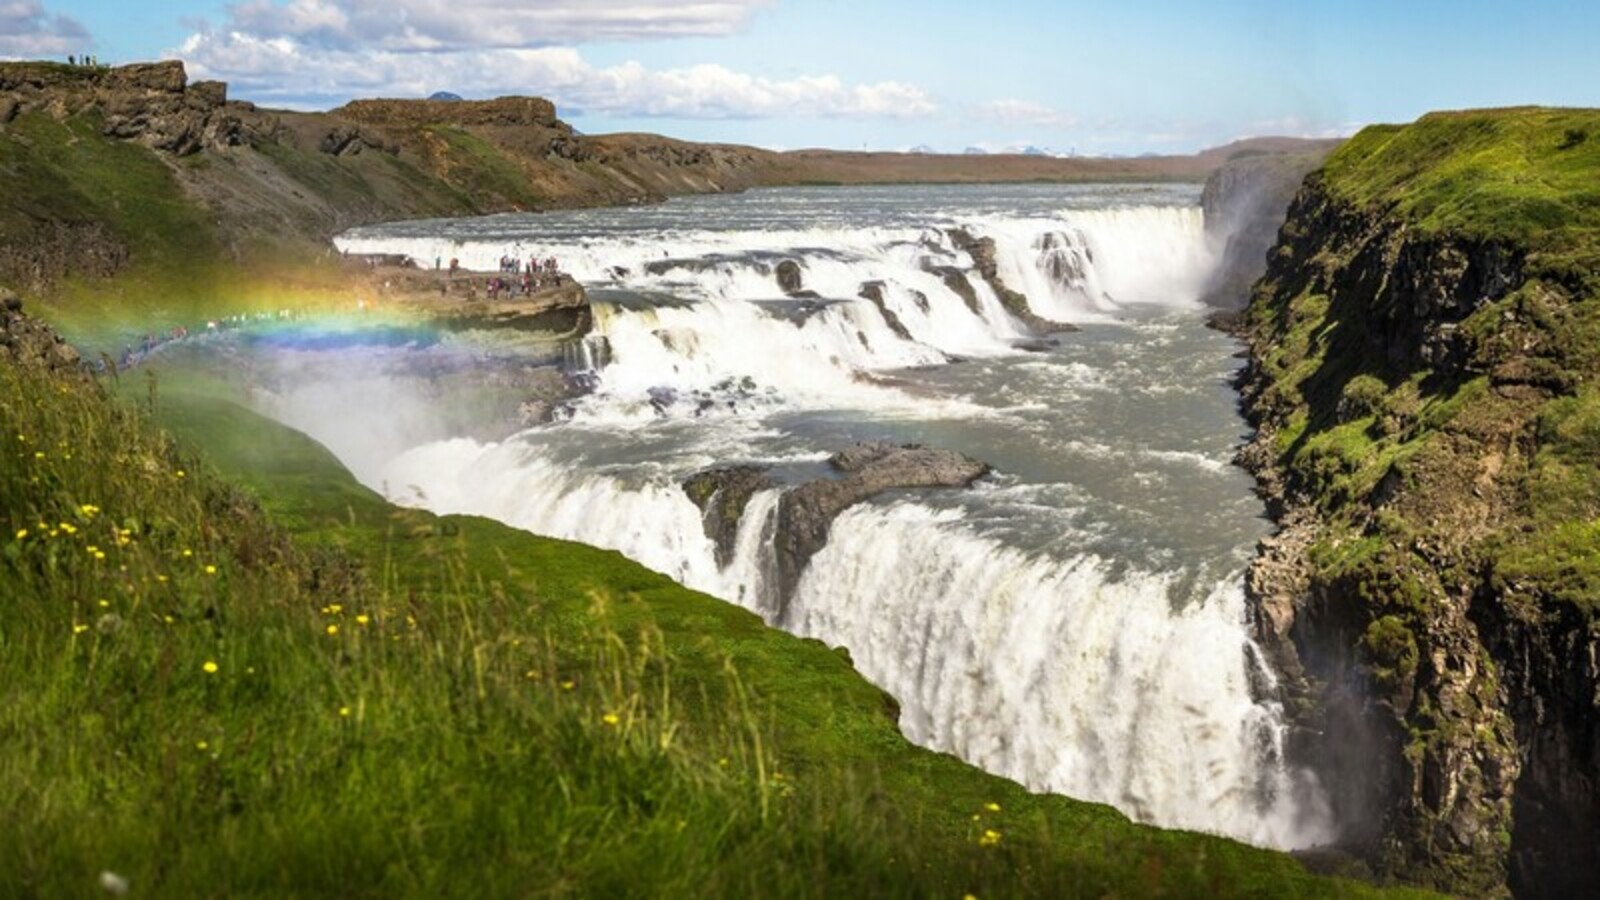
[1239,107,1600,897]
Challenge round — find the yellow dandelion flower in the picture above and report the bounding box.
[60,522,77,535]
[559,679,575,691]
[602,713,620,726]
[965,894,979,900]
[93,551,106,561]
[202,661,219,674]
[97,599,110,608]
[163,615,174,624]
[72,623,89,634]
[33,451,44,460]
[978,829,1002,847]
[971,813,981,821]
[325,623,339,636]
[355,614,370,626]
[80,504,99,517]
[718,757,730,767]
[327,603,343,615]
[195,740,208,751]
[181,548,192,558]
[156,575,169,583]
[176,470,186,478]
[13,528,26,540]
[339,706,351,717]
[204,565,217,575]
[984,802,1002,813]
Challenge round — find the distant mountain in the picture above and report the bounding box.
[962,146,988,155]
[908,144,936,155]
[428,91,464,102]
[1018,145,1051,157]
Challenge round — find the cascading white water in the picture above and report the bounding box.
[788,502,1315,847]
[287,186,1335,850]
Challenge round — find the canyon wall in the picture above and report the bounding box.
[1238,108,1600,897]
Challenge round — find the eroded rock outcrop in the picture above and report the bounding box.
[774,443,990,607]
[946,228,1076,333]
[684,465,777,567]
[0,61,264,155]
[0,290,81,372]
[858,281,914,341]
[681,443,991,611]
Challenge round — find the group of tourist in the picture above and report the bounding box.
[495,254,560,276]
[65,55,105,68]
[423,253,565,300]
[108,310,299,371]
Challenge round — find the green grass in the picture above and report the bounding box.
[424,126,546,210]
[0,352,1415,897]
[1322,107,1600,274]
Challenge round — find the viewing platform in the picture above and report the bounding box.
[341,254,591,336]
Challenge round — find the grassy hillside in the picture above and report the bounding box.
[0,330,1412,897]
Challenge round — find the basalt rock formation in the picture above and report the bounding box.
[0,61,261,156]
[1237,108,1600,897]
[681,443,992,612]
[947,228,1078,333]
[773,443,990,610]
[857,282,915,341]
[684,465,777,567]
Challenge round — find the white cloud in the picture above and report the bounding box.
[220,0,770,51]
[1239,116,1363,140]
[977,99,1077,129]
[174,31,937,119]
[0,0,90,58]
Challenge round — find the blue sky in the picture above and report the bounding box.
[6,1,1597,153]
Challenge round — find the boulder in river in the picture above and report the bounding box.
[683,465,778,567]
[775,259,805,296]
[773,442,991,611]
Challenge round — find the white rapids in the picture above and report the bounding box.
[267,184,1333,849]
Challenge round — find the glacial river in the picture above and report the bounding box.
[261,183,1330,848]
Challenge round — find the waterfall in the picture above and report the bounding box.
[276,193,1337,850]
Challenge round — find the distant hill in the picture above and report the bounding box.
[428,91,464,101]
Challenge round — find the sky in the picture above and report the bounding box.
[3,0,1597,154]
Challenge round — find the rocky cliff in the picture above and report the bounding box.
[1237,108,1600,897]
